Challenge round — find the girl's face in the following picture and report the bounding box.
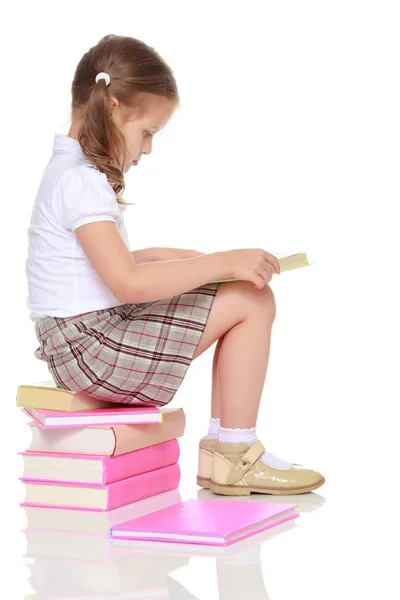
[111,94,177,174]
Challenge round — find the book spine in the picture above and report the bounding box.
[113,410,185,456]
[106,463,181,510]
[102,439,180,484]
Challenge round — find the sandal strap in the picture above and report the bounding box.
[226,439,265,485]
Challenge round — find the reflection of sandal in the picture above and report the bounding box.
[209,440,325,496]
[197,438,218,489]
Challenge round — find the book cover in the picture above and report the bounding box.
[211,251,312,282]
[21,439,180,484]
[111,517,297,559]
[23,405,162,428]
[110,498,299,546]
[21,463,181,511]
[26,407,185,456]
[17,381,118,412]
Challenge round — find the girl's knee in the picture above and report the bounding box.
[221,280,276,319]
[238,280,276,307]
[254,283,277,319]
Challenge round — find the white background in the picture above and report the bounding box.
[1,1,399,598]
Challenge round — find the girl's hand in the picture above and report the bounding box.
[155,248,206,260]
[222,248,280,289]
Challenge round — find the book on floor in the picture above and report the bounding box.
[23,405,162,428]
[22,489,182,535]
[17,380,120,412]
[211,251,312,282]
[26,407,185,455]
[111,517,297,559]
[21,463,181,511]
[21,439,180,485]
[110,498,299,546]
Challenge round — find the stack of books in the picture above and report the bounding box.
[18,381,186,511]
[18,383,301,596]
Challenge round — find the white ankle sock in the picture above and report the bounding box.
[204,417,220,439]
[218,426,292,471]
[219,426,257,445]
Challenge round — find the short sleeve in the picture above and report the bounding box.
[55,166,120,233]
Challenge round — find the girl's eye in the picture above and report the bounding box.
[144,131,152,137]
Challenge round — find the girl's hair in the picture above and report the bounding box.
[70,34,180,204]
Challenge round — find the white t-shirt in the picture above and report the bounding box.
[26,133,131,322]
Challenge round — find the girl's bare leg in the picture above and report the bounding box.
[218,300,275,428]
[193,281,276,428]
[194,281,324,494]
[211,337,223,419]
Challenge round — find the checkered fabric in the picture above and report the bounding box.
[34,282,220,406]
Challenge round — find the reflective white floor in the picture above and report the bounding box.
[6,410,399,599]
[17,484,325,600]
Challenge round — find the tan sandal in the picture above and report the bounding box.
[209,440,325,496]
[197,438,218,489]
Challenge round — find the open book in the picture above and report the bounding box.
[212,251,312,283]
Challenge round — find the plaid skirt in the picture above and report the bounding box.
[34,282,220,407]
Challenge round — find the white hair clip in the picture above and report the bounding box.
[95,72,111,86]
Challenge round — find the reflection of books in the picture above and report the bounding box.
[25,529,134,562]
[212,252,312,283]
[27,587,170,599]
[22,489,182,535]
[17,381,118,412]
[111,498,299,546]
[26,407,185,456]
[27,552,188,596]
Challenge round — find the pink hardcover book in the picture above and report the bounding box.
[21,463,181,511]
[23,405,162,428]
[110,498,300,546]
[20,439,180,485]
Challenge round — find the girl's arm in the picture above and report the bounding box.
[131,248,205,264]
[75,221,226,304]
[130,248,159,264]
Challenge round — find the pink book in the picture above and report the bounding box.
[110,498,300,546]
[20,439,180,485]
[21,463,180,511]
[23,405,162,428]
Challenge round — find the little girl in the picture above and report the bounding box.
[26,34,325,497]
